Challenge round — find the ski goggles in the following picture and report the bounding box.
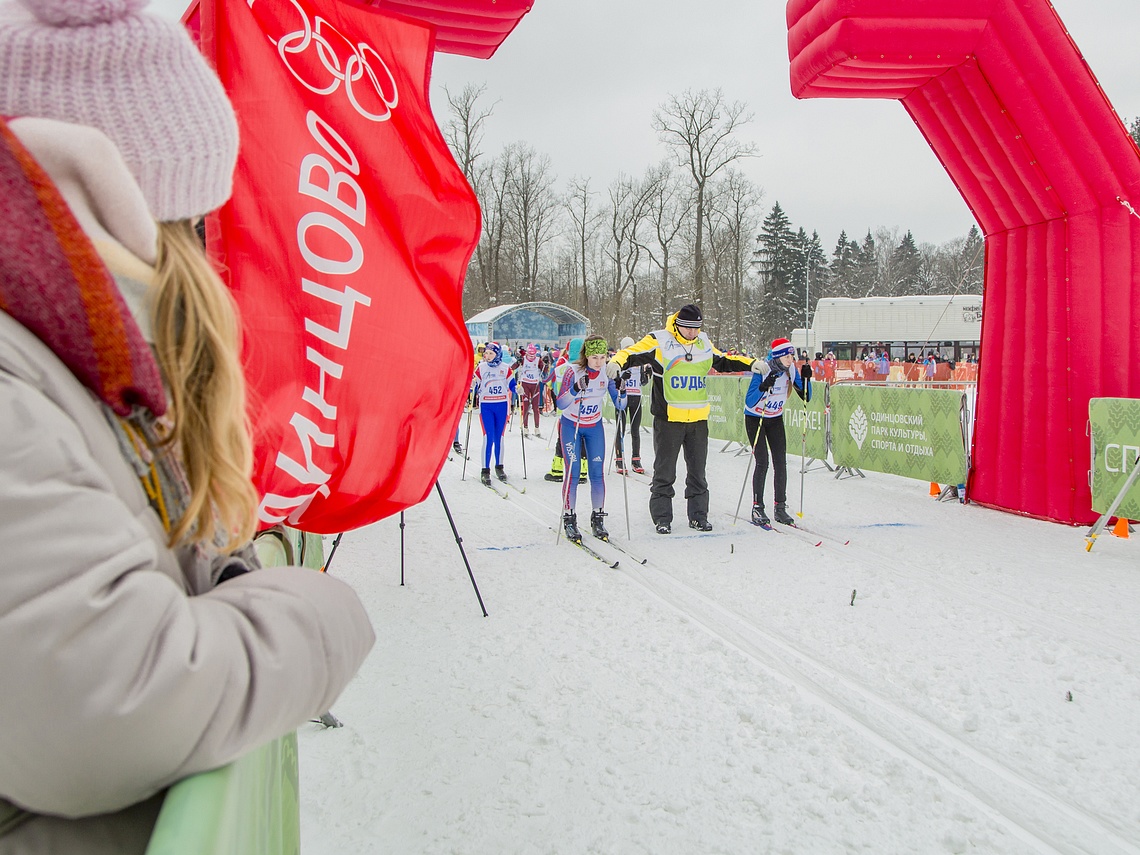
[583,338,608,357]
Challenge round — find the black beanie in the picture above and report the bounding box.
[676,303,703,328]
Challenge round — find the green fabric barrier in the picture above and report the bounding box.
[1089,398,1140,518]
[782,380,828,461]
[705,375,749,444]
[830,385,967,484]
[145,527,318,855]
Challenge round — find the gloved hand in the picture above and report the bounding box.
[750,359,765,375]
[574,373,590,393]
[605,359,622,380]
[800,362,813,382]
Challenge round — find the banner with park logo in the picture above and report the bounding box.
[706,375,749,444]
[1088,398,1140,519]
[782,380,828,461]
[830,385,967,484]
[604,375,827,459]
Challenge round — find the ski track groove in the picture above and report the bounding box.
[616,459,1140,660]
[468,461,1137,855]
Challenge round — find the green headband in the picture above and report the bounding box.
[583,338,608,356]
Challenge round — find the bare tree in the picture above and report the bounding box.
[502,143,558,301]
[442,83,496,182]
[468,155,510,307]
[565,177,604,317]
[642,163,693,323]
[710,169,763,346]
[653,89,756,307]
[602,172,658,335]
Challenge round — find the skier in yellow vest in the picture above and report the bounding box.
[606,304,757,534]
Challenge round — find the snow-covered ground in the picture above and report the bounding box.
[299,417,1140,855]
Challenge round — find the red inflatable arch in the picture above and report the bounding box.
[788,0,1140,524]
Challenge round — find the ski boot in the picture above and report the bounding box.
[614,455,627,475]
[562,511,582,543]
[544,455,564,482]
[688,518,713,532]
[751,504,770,527]
[495,465,508,482]
[590,510,609,541]
[452,440,463,455]
[773,503,796,526]
[631,457,645,474]
[480,468,492,487]
[655,522,671,535]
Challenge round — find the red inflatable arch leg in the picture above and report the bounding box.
[787,0,1140,523]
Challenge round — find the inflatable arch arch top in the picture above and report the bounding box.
[787,0,1140,524]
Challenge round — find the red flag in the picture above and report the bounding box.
[202,0,479,533]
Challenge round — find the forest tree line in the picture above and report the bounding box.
[443,85,999,352]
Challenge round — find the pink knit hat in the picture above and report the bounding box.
[0,0,238,221]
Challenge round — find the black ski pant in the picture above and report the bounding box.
[615,395,643,461]
[650,419,709,526]
[745,413,787,508]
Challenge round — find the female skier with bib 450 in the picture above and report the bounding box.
[555,335,626,543]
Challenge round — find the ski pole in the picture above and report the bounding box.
[461,404,474,481]
[520,409,528,479]
[733,414,766,525]
[557,388,586,545]
[798,376,809,518]
[619,402,631,540]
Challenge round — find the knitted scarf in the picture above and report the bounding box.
[0,118,165,417]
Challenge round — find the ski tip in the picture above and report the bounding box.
[610,560,620,568]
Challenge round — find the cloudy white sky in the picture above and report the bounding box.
[155,0,1140,251]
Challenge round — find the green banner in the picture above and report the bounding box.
[145,527,316,855]
[604,376,826,458]
[1089,398,1140,518]
[830,385,967,484]
[782,380,828,460]
[706,375,749,444]
[146,734,300,855]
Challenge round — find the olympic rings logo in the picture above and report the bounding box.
[250,0,399,122]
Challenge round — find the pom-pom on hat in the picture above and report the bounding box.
[770,338,796,358]
[675,303,703,329]
[0,0,239,221]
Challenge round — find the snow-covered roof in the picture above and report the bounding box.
[465,302,589,327]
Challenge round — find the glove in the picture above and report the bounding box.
[750,359,765,375]
[574,374,590,393]
[605,359,622,380]
[800,362,813,382]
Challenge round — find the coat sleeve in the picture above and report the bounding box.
[711,346,754,373]
[612,333,658,370]
[0,373,374,818]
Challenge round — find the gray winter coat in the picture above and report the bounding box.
[0,273,375,851]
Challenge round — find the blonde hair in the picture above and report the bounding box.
[152,220,257,552]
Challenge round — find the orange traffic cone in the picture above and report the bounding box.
[1112,517,1131,538]
[929,482,941,496]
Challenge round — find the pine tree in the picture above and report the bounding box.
[892,230,922,295]
[753,202,797,339]
[960,224,984,294]
[1129,117,1140,151]
[854,230,878,297]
